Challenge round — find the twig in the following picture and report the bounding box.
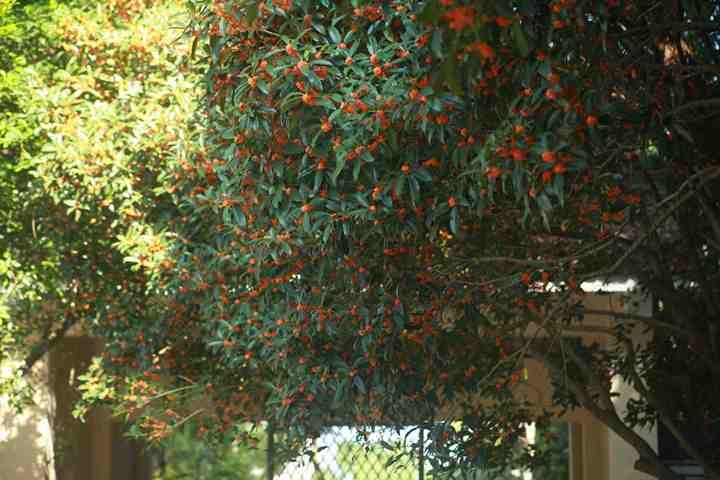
[611,21,720,39]
[172,408,205,430]
[665,98,720,118]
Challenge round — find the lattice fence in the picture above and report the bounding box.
[269,426,425,480]
[265,423,570,480]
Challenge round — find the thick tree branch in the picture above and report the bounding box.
[20,315,78,376]
[526,342,680,480]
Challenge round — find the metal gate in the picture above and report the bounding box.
[266,425,427,480]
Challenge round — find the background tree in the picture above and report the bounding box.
[152,420,267,480]
[0,0,198,410]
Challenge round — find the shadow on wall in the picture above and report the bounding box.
[0,363,55,480]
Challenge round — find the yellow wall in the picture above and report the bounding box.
[0,360,55,480]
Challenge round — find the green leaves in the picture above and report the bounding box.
[511,21,530,57]
[431,29,444,60]
[418,0,441,24]
[328,25,341,44]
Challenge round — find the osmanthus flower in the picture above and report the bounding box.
[466,41,495,62]
[271,0,292,12]
[444,5,476,30]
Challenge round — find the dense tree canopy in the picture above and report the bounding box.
[82,0,720,478]
[2,0,719,479]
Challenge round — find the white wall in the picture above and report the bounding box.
[607,292,657,480]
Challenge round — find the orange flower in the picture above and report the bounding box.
[423,158,441,168]
[444,6,475,30]
[467,41,495,61]
[511,147,527,161]
[302,92,315,105]
[607,186,622,200]
[274,0,292,11]
[624,194,641,205]
[542,151,556,163]
[545,88,558,100]
[486,166,502,179]
[313,66,328,79]
[495,16,513,28]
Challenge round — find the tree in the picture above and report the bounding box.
[153,420,267,480]
[0,0,198,410]
[22,0,720,479]
[1,0,80,406]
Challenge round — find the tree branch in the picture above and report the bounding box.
[612,22,720,39]
[20,315,78,376]
[583,166,720,281]
[526,341,680,480]
[666,98,720,118]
